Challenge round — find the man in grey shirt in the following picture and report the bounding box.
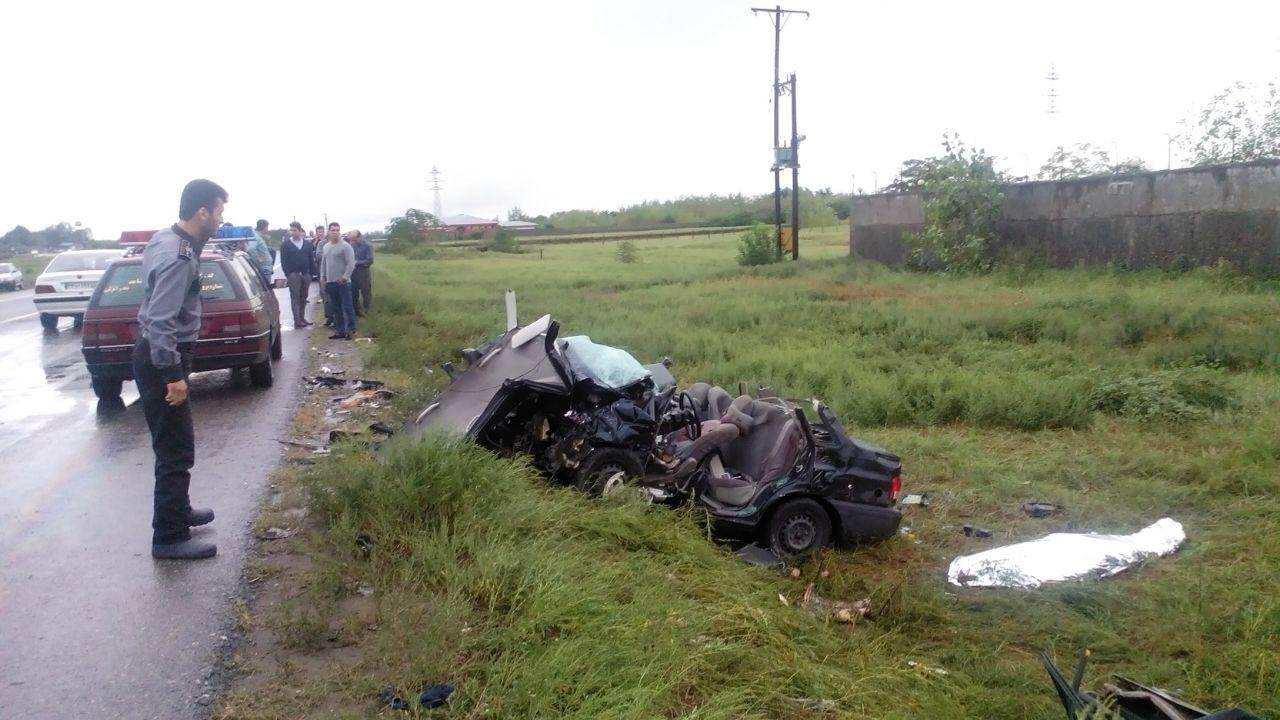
[319,221,356,339]
[134,179,227,560]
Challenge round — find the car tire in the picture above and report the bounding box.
[39,313,58,330]
[573,447,645,495]
[765,498,833,558]
[249,357,274,388]
[73,315,84,330]
[91,376,123,400]
[270,328,282,361]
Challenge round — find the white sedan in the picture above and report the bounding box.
[33,249,126,329]
[0,262,23,291]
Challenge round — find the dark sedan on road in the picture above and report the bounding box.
[81,243,282,399]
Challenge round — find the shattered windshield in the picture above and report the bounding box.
[560,336,650,389]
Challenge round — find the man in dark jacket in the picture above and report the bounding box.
[279,221,314,328]
[347,229,374,316]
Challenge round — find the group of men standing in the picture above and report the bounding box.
[273,221,374,340]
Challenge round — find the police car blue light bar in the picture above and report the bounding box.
[213,225,255,239]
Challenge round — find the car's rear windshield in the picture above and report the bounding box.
[45,252,122,273]
[95,262,239,308]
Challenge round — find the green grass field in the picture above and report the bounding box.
[225,226,1280,718]
[0,253,52,282]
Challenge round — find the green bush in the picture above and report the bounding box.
[489,230,520,254]
[736,222,778,266]
[1153,328,1280,371]
[900,135,1004,274]
[1088,370,1237,424]
[615,239,638,264]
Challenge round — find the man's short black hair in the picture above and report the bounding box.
[328,222,340,230]
[289,221,303,230]
[255,219,269,231]
[179,179,228,221]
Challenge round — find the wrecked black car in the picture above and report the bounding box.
[405,308,903,556]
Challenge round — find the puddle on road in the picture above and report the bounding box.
[0,324,91,427]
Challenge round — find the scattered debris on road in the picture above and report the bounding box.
[256,527,298,541]
[900,493,930,507]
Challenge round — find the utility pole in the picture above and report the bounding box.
[752,5,808,259]
[788,73,800,260]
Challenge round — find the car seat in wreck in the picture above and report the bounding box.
[674,384,804,506]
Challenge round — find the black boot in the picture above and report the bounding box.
[152,539,217,560]
[187,507,215,527]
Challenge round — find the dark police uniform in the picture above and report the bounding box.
[133,224,205,545]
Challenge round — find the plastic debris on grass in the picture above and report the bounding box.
[799,583,870,624]
[948,518,1185,588]
[1022,501,1062,518]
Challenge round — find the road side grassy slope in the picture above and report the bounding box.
[236,227,1280,718]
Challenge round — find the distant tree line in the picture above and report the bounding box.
[1,222,98,255]
[514,189,847,231]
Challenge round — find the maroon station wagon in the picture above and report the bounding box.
[81,242,283,400]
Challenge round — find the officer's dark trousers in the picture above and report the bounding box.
[351,265,372,315]
[132,339,196,545]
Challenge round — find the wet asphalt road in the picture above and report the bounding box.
[0,286,314,719]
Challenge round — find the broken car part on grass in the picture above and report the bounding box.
[948,518,1186,588]
[1042,649,1261,720]
[405,292,904,557]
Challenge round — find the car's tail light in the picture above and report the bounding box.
[35,284,55,294]
[208,312,260,336]
[889,474,902,503]
[222,311,259,335]
[82,321,131,345]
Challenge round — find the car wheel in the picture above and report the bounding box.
[573,447,645,495]
[39,313,58,330]
[766,498,833,558]
[73,315,84,330]
[249,357,274,388]
[91,375,123,400]
[270,328,282,360]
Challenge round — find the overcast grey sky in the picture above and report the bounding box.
[1,0,1276,238]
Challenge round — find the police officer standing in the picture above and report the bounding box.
[135,179,227,560]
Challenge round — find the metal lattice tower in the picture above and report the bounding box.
[1045,64,1059,115]
[430,166,443,221]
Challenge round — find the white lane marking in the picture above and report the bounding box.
[0,312,37,325]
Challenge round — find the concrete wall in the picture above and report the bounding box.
[850,160,1280,272]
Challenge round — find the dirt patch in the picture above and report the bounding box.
[213,332,397,719]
